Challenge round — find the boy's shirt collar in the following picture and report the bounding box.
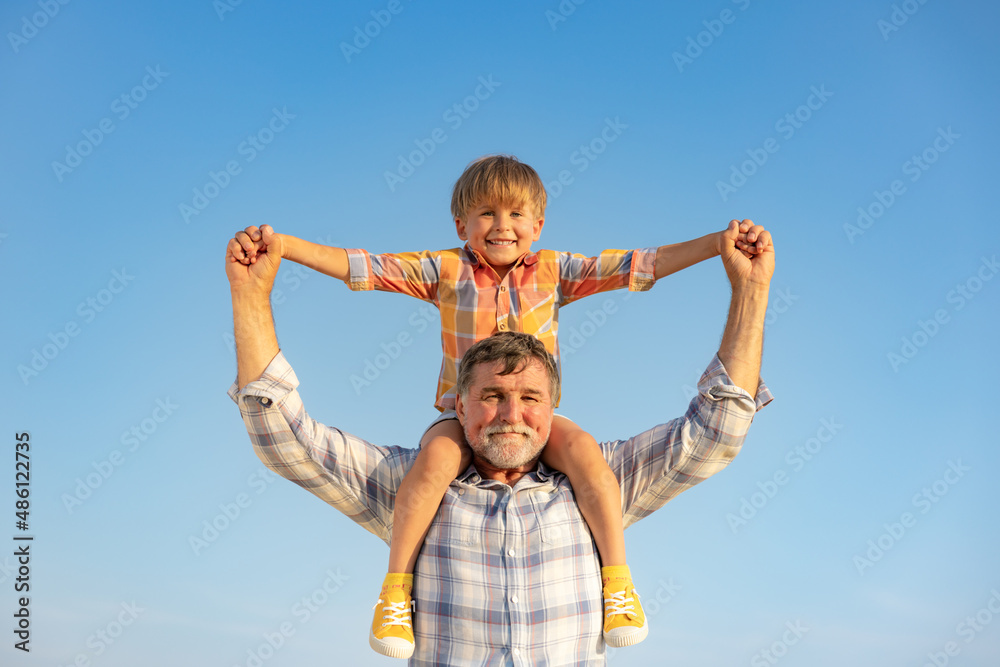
[462,242,539,270]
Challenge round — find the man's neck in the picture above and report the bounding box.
[473,456,539,486]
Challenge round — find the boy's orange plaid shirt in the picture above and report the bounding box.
[345,244,657,411]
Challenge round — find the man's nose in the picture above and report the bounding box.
[496,399,522,423]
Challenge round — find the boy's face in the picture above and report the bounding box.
[455,202,544,274]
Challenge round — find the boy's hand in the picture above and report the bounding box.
[228,225,284,265]
[718,219,774,289]
[225,225,285,293]
[729,220,763,257]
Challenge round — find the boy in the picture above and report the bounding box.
[228,155,760,659]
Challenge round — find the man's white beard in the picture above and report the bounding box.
[468,423,545,470]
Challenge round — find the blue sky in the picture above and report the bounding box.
[2,1,999,665]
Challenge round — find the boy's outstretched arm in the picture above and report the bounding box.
[230,224,350,282]
[653,221,761,280]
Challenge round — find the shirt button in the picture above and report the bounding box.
[508,548,515,556]
[458,489,465,495]
[259,397,272,406]
[512,648,520,656]
[498,322,507,330]
[510,595,518,603]
[500,285,506,292]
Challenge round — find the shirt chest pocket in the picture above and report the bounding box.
[530,488,576,544]
[516,287,557,336]
[421,487,484,548]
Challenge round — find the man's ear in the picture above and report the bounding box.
[455,217,468,241]
[455,394,465,425]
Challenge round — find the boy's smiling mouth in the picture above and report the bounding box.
[488,239,515,246]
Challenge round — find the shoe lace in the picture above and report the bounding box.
[605,589,639,618]
[375,599,414,628]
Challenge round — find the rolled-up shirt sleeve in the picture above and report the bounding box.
[557,247,657,306]
[227,352,415,545]
[606,353,773,528]
[344,248,441,303]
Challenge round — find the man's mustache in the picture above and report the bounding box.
[483,423,534,439]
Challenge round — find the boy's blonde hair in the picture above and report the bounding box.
[450,155,547,221]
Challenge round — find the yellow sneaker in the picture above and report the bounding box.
[602,565,648,648]
[369,573,415,659]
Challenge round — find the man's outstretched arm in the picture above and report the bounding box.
[226,228,284,387]
[225,232,413,543]
[608,219,775,526]
[716,218,774,396]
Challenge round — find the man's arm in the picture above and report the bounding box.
[607,219,774,525]
[715,219,773,396]
[225,234,412,542]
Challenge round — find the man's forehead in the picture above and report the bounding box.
[470,359,550,393]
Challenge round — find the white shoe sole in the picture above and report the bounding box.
[604,620,649,648]
[369,629,415,659]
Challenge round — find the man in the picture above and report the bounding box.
[226,219,774,665]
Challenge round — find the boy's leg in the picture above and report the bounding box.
[541,415,647,647]
[388,418,470,573]
[541,416,626,565]
[371,418,471,659]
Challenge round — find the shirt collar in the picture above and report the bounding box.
[455,460,561,489]
[462,243,538,270]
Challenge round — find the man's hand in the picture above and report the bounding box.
[226,225,283,294]
[717,219,774,291]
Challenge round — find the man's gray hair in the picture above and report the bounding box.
[456,332,560,404]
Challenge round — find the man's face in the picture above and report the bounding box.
[455,359,554,470]
[455,202,544,276]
